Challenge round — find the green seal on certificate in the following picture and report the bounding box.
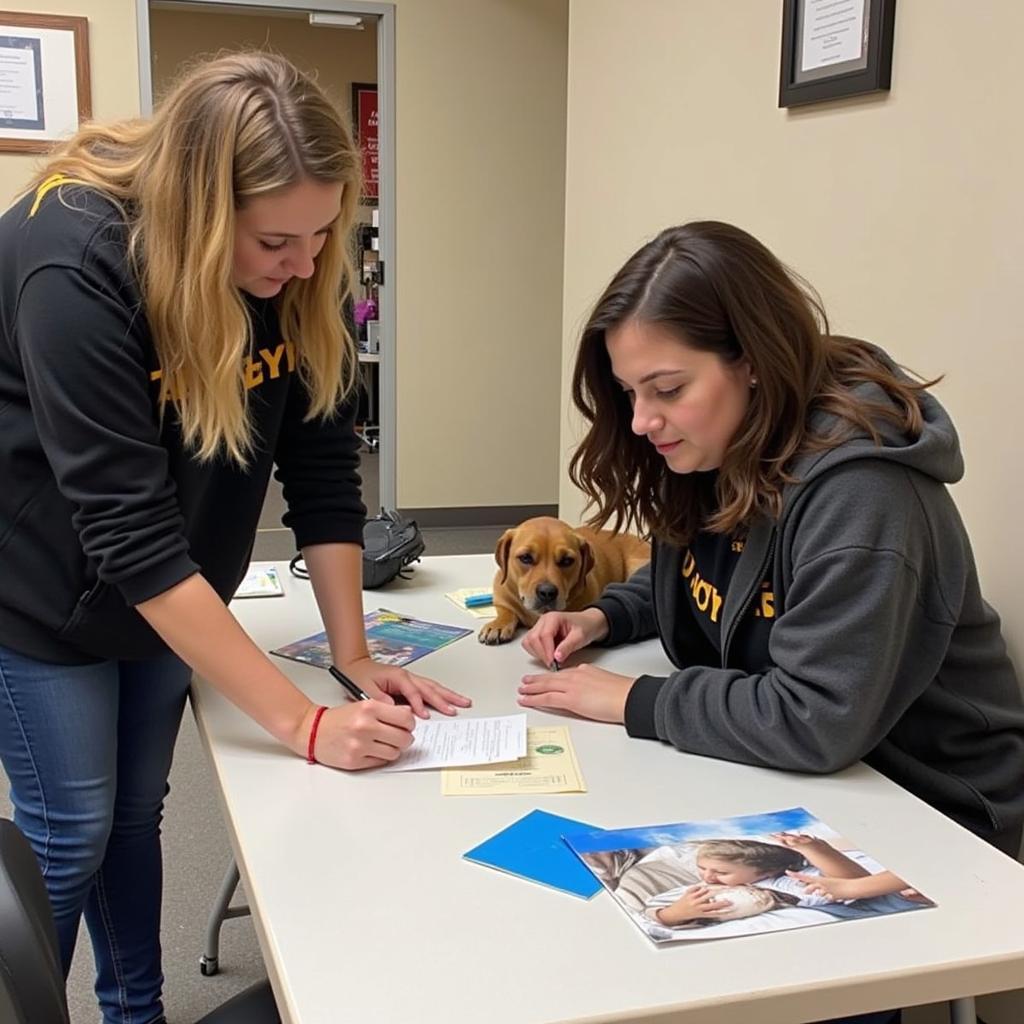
[535,744,564,755]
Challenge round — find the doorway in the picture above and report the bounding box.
[136,0,397,551]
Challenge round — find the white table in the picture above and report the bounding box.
[193,555,1024,1024]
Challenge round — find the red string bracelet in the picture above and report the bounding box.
[306,705,328,764]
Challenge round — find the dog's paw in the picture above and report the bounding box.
[477,619,518,645]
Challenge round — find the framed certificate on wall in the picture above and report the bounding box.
[779,0,896,108]
[0,10,91,152]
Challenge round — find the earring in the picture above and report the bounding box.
[749,376,758,389]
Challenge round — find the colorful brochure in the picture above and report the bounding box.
[234,563,284,598]
[272,609,472,669]
[565,806,934,944]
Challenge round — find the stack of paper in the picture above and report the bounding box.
[442,726,585,795]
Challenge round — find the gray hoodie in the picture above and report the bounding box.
[597,371,1024,849]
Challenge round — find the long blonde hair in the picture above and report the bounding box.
[26,51,362,464]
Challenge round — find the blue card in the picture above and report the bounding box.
[463,809,604,899]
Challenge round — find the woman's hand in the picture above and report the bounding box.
[298,699,416,770]
[300,658,472,770]
[520,608,609,668]
[340,657,472,718]
[653,885,732,926]
[517,663,633,723]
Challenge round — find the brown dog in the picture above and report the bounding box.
[478,516,650,645]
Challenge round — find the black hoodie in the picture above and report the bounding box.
[0,180,364,664]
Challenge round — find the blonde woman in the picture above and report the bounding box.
[0,52,468,1024]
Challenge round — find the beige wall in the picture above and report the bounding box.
[394,0,567,508]
[561,4,1022,1017]
[0,0,140,204]
[1,0,569,513]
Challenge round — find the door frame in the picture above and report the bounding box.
[136,0,398,509]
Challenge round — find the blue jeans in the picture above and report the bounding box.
[0,642,192,1024]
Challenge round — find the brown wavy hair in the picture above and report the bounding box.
[570,221,937,545]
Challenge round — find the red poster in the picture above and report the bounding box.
[352,82,378,202]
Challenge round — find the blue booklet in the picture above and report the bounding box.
[464,809,604,899]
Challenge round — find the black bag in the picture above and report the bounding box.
[362,509,425,588]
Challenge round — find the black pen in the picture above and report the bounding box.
[328,664,372,702]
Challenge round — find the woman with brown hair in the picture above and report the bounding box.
[518,221,1024,863]
[0,52,467,1023]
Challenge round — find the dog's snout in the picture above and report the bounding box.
[535,582,559,605]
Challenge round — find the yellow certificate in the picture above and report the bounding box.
[441,726,585,795]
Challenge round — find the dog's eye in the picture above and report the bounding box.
[517,553,534,566]
[556,556,575,568]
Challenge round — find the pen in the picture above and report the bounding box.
[550,658,560,672]
[464,592,493,608]
[377,607,415,623]
[328,664,372,702]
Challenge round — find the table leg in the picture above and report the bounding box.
[948,995,976,1024]
[200,859,247,976]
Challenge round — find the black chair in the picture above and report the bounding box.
[0,818,280,1024]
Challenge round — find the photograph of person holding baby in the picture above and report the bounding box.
[569,807,933,946]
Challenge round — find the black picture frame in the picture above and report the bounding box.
[779,0,896,108]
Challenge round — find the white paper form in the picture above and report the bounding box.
[801,0,865,73]
[382,714,527,772]
[0,44,41,121]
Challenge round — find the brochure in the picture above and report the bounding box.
[234,563,284,598]
[442,726,586,795]
[565,806,934,944]
[271,608,472,670]
[464,809,604,899]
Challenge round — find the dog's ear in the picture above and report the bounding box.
[495,529,515,585]
[576,539,595,588]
